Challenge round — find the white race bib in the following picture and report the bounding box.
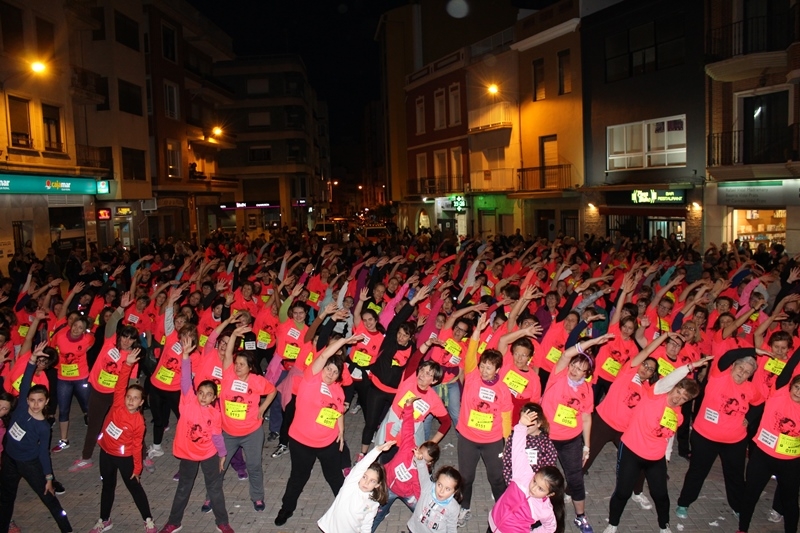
[394,462,413,482]
[8,422,25,442]
[105,421,123,440]
[171,342,182,355]
[287,328,301,340]
[759,428,778,449]
[231,380,248,393]
[704,408,719,424]
[478,387,496,402]
[320,382,332,397]
[525,448,538,465]
[107,348,121,362]
[212,366,223,379]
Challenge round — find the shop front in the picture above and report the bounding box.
[598,186,701,242]
[706,180,800,252]
[220,201,281,237]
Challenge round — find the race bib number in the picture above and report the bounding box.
[107,348,121,362]
[156,366,175,385]
[525,448,538,465]
[503,370,529,396]
[478,342,487,354]
[224,401,247,420]
[231,380,249,393]
[315,407,341,428]
[8,422,26,441]
[60,364,79,378]
[199,335,209,347]
[444,338,462,357]
[320,382,332,397]
[741,324,752,334]
[244,341,256,351]
[126,314,139,324]
[777,434,800,456]
[545,347,562,365]
[211,366,223,379]
[308,291,320,303]
[11,375,22,392]
[367,302,382,314]
[283,344,300,360]
[466,410,493,431]
[304,351,314,366]
[396,390,429,419]
[704,408,719,424]
[17,325,29,337]
[750,312,760,321]
[765,358,786,375]
[478,387,496,402]
[105,421,123,440]
[759,428,778,449]
[98,370,119,389]
[171,342,183,355]
[660,407,678,432]
[601,358,621,377]
[257,330,272,349]
[658,358,675,378]
[554,404,577,428]
[352,350,372,367]
[351,367,363,380]
[287,328,301,340]
[394,462,413,482]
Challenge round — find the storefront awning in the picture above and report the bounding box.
[0,173,103,194]
[507,190,581,200]
[599,206,688,217]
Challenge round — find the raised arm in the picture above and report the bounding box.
[554,332,614,375]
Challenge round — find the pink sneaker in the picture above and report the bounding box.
[8,520,21,533]
[68,457,94,473]
[89,518,112,533]
[145,518,157,533]
[216,525,235,533]
[158,525,183,533]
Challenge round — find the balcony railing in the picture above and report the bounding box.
[76,144,112,169]
[518,165,572,191]
[70,65,106,105]
[709,11,798,61]
[44,140,64,152]
[468,101,513,132]
[469,168,516,191]
[407,175,464,196]
[708,125,798,166]
[11,132,32,149]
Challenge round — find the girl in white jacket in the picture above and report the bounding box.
[318,441,395,533]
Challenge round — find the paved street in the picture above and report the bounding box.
[9,399,788,533]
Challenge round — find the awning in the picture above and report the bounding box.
[599,206,687,217]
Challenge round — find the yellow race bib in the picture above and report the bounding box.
[602,358,622,377]
[258,330,272,346]
[283,344,300,360]
[554,404,577,428]
[503,370,529,395]
[467,410,494,431]
[657,358,675,378]
[545,347,562,365]
[660,407,678,432]
[367,302,382,314]
[60,364,79,378]
[444,338,462,356]
[198,335,209,347]
[98,370,119,389]
[765,358,786,375]
[315,407,341,428]
[224,400,247,420]
[777,434,800,456]
[156,366,175,385]
[308,292,320,303]
[352,350,372,367]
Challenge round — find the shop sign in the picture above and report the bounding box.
[115,206,133,216]
[631,189,685,204]
[158,198,185,208]
[452,195,467,212]
[219,202,279,210]
[96,180,109,194]
[97,209,112,220]
[717,180,800,206]
[0,173,99,194]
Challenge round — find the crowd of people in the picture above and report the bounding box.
[0,226,798,533]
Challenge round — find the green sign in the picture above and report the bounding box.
[0,173,99,195]
[452,195,466,212]
[631,189,685,204]
[96,180,109,194]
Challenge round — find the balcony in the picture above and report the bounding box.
[407,175,464,196]
[469,168,516,191]
[518,165,572,191]
[468,102,514,133]
[70,65,106,105]
[76,144,112,169]
[706,11,797,82]
[10,132,33,149]
[44,140,64,153]
[708,126,798,167]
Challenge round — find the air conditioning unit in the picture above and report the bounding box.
[141,198,158,212]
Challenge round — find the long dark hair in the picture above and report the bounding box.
[537,465,566,533]
[366,461,388,505]
[434,465,463,504]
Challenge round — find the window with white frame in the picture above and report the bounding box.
[166,140,181,178]
[416,153,427,179]
[607,115,686,170]
[449,84,461,126]
[434,89,446,130]
[164,81,179,120]
[415,96,425,134]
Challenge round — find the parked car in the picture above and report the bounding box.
[313,222,336,241]
[364,226,388,243]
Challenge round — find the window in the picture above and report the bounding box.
[42,104,62,152]
[434,89,446,130]
[558,50,572,95]
[532,59,545,101]
[0,2,24,56]
[166,140,180,178]
[249,146,271,162]
[145,78,152,114]
[162,23,176,62]
[607,115,686,170]
[90,7,105,40]
[121,147,146,180]
[416,153,427,179]
[248,111,271,127]
[8,96,30,148]
[605,15,685,82]
[163,81,179,120]
[415,97,425,134]
[449,84,461,126]
[96,77,109,111]
[36,18,55,59]
[247,78,270,94]
[114,11,139,51]
[118,79,143,115]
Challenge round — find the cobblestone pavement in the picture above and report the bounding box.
[8,399,788,533]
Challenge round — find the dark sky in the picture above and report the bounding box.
[187,0,406,141]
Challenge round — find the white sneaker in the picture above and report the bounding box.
[457,508,471,528]
[602,526,617,533]
[768,509,783,523]
[659,527,672,533]
[631,492,653,510]
[147,445,164,459]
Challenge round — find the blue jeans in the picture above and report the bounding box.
[56,377,90,422]
[269,369,288,434]
[371,487,417,532]
[423,380,461,440]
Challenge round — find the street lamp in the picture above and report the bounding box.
[212,126,222,136]
[487,83,498,95]
[31,61,46,73]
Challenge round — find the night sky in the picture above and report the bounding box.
[187,0,406,141]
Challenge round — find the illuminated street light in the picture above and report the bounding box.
[487,84,498,95]
[31,61,46,73]
[358,185,363,190]
[333,181,339,185]
[212,127,223,136]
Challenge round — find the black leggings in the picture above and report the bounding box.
[361,384,393,447]
[583,412,646,495]
[149,386,180,445]
[593,377,613,407]
[280,438,345,515]
[99,449,153,521]
[738,447,800,533]
[608,444,670,529]
[553,435,587,501]
[677,431,747,513]
[279,395,297,447]
[457,434,506,509]
[0,452,72,532]
[81,386,113,460]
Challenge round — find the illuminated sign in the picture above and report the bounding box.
[116,207,133,216]
[219,202,279,210]
[96,180,109,194]
[97,209,112,220]
[630,189,685,205]
[452,195,466,212]
[0,173,100,194]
